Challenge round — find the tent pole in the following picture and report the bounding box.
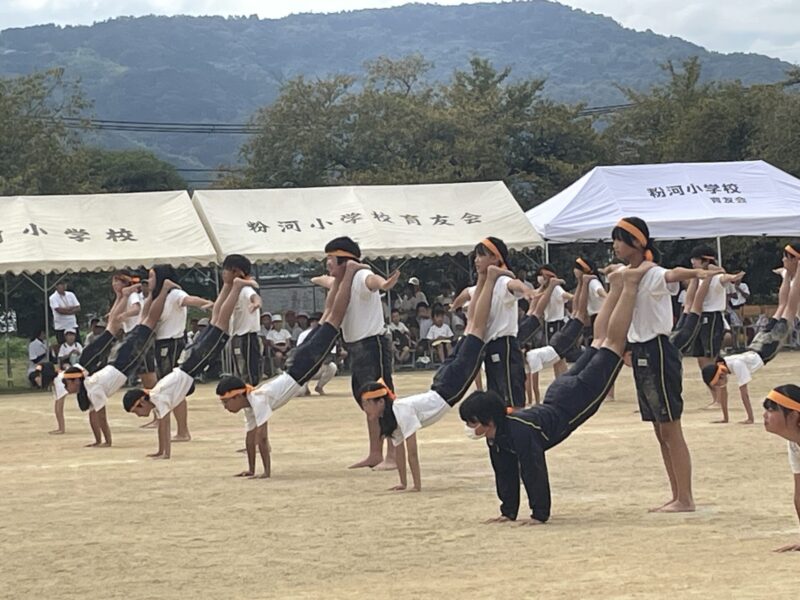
[544,241,549,264]
[43,273,49,343]
[716,237,723,265]
[385,259,392,318]
[4,276,11,386]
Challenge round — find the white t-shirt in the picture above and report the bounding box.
[243,374,303,431]
[156,289,189,340]
[526,346,560,375]
[230,286,261,336]
[627,267,679,344]
[727,282,750,308]
[28,338,48,374]
[723,351,764,387]
[53,373,68,401]
[788,441,800,474]
[485,276,519,340]
[388,321,410,335]
[390,390,450,446]
[544,285,568,323]
[426,323,454,340]
[340,269,386,343]
[84,365,127,411]
[58,342,83,361]
[123,291,143,334]
[587,278,605,317]
[702,274,727,313]
[297,327,313,346]
[267,328,293,347]
[49,291,79,330]
[150,368,195,418]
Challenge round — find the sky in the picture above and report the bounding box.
[1,0,798,64]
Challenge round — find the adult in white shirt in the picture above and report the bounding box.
[611,217,708,514]
[223,254,263,386]
[471,237,535,407]
[27,330,49,379]
[762,384,800,552]
[319,236,399,470]
[49,281,81,344]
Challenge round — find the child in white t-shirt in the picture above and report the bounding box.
[426,308,454,362]
[57,330,83,369]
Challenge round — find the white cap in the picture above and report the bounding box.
[408,277,420,286]
[272,314,283,322]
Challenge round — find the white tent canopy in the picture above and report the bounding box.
[527,160,800,243]
[193,181,542,262]
[0,191,218,274]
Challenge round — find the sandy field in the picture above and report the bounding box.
[2,353,799,599]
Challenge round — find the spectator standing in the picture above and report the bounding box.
[49,280,81,344]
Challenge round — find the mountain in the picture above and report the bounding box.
[0,1,793,173]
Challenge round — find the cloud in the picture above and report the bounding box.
[1,1,798,63]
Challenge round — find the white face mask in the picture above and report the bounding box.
[537,275,545,286]
[464,424,485,440]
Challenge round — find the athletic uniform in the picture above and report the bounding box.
[230,285,262,385]
[341,269,393,400]
[543,284,568,343]
[386,334,485,446]
[242,323,341,430]
[297,326,338,393]
[525,319,586,375]
[154,289,188,378]
[78,325,156,412]
[148,324,231,418]
[628,267,682,423]
[487,345,623,522]
[584,278,605,346]
[121,290,154,374]
[688,274,726,358]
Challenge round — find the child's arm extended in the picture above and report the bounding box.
[391,437,407,491]
[255,424,271,479]
[235,429,257,477]
[405,434,421,492]
[149,416,170,459]
[775,474,800,552]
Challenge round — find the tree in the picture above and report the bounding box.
[84,148,187,192]
[0,69,92,195]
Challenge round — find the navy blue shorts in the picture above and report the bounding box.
[287,323,339,386]
[181,325,230,378]
[431,334,485,406]
[631,336,684,423]
[112,325,156,376]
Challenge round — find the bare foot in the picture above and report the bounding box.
[738,419,754,425]
[48,429,65,435]
[372,460,398,471]
[236,448,247,453]
[141,419,158,429]
[711,419,729,424]
[172,433,192,442]
[653,500,695,513]
[314,386,326,396]
[348,455,383,469]
[85,442,101,447]
[648,499,677,513]
[147,452,163,458]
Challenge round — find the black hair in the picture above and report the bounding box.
[122,388,148,412]
[536,263,557,277]
[216,375,246,398]
[222,254,252,276]
[357,382,397,438]
[324,237,361,265]
[474,237,510,269]
[611,217,661,263]
[689,245,717,264]
[62,366,90,412]
[150,264,179,299]
[416,302,430,311]
[574,257,598,275]
[763,384,800,416]
[518,298,530,313]
[700,358,727,388]
[783,243,800,259]
[90,318,100,326]
[432,307,446,318]
[391,308,400,314]
[459,390,508,425]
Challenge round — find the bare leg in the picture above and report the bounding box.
[682,279,698,314]
[465,266,510,339]
[649,422,678,511]
[141,281,180,330]
[86,410,102,447]
[591,269,625,348]
[96,407,112,446]
[210,279,254,331]
[778,262,800,320]
[710,383,729,424]
[474,369,484,392]
[528,277,561,319]
[139,371,159,428]
[323,261,367,329]
[50,397,66,434]
[350,417,385,469]
[652,420,694,512]
[172,399,191,442]
[530,371,540,404]
[601,264,652,357]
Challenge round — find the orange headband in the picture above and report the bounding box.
[360,378,396,402]
[616,219,654,261]
[767,389,800,412]
[785,245,800,259]
[481,239,507,269]
[219,384,254,401]
[327,250,360,261]
[62,371,85,380]
[710,363,729,386]
[576,257,591,274]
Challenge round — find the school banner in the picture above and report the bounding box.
[193,181,543,262]
[0,191,217,274]
[527,160,800,242]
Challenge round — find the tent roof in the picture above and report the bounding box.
[527,160,800,242]
[193,181,542,262]
[0,191,217,274]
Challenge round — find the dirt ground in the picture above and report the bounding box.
[2,353,799,599]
